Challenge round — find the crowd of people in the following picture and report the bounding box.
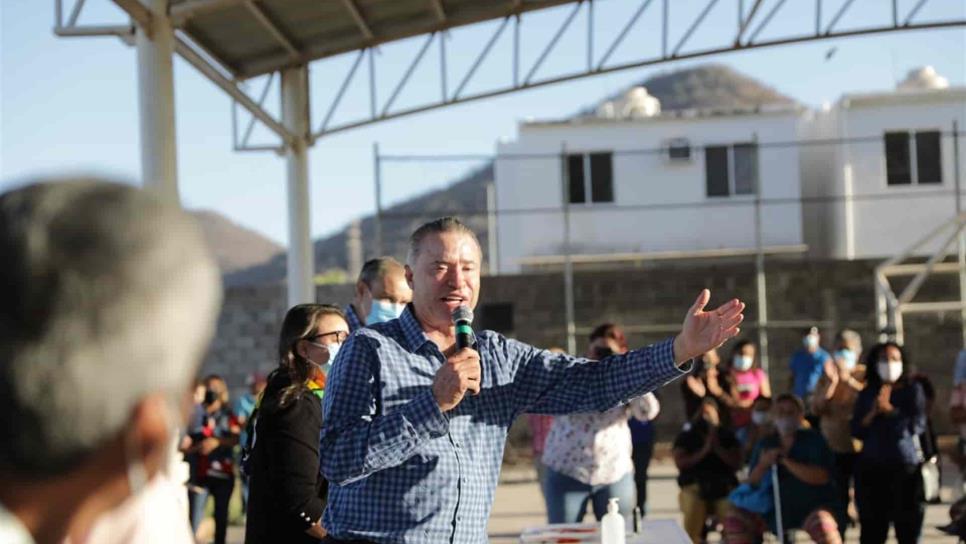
[529,324,951,544]
[0,176,959,544]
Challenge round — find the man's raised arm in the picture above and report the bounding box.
[511,289,744,415]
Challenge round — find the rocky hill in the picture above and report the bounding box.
[191,210,283,276]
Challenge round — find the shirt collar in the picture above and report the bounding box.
[398,304,433,353]
[0,500,35,544]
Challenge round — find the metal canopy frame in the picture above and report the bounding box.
[876,213,966,346]
[300,0,965,139]
[53,0,966,307]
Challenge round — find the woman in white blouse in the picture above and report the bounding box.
[541,323,659,523]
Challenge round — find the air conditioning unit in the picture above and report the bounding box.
[664,138,692,163]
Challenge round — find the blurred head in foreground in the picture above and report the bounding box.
[0,178,221,544]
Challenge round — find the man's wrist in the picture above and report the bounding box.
[672,334,690,365]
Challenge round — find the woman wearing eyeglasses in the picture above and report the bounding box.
[245,304,350,544]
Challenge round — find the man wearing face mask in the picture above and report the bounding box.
[0,179,221,544]
[723,394,843,544]
[851,342,927,544]
[345,257,412,331]
[788,327,831,414]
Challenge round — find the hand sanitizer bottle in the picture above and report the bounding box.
[601,498,626,544]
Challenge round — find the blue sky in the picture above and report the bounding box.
[2,1,964,245]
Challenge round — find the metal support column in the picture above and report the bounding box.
[753,135,770,373]
[955,120,966,346]
[486,181,499,274]
[136,0,179,205]
[561,144,577,354]
[281,66,315,307]
[373,142,384,257]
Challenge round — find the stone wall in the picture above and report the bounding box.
[204,258,963,439]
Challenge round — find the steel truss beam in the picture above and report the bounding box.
[175,35,294,147]
[309,0,962,139]
[747,0,786,44]
[243,1,301,61]
[55,0,293,150]
[876,213,966,344]
[170,0,243,25]
[341,0,375,41]
[55,0,135,40]
[56,0,964,150]
[430,0,446,24]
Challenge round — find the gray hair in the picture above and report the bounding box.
[357,257,405,289]
[835,328,863,352]
[406,216,481,266]
[0,179,222,476]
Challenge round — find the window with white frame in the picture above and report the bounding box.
[885,130,942,186]
[566,152,614,204]
[705,143,758,197]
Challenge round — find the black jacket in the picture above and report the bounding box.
[245,370,327,544]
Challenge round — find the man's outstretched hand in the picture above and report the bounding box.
[673,289,745,365]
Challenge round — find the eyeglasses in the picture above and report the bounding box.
[307,330,349,344]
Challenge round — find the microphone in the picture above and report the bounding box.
[452,305,476,350]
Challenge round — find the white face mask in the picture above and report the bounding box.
[124,430,148,497]
[323,342,341,366]
[804,335,819,350]
[877,360,903,383]
[733,355,753,371]
[307,341,342,374]
[124,399,177,496]
[366,299,406,325]
[835,349,857,371]
[78,414,195,544]
[774,416,800,436]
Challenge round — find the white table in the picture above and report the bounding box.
[519,518,691,544]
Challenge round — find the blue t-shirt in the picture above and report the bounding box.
[790,348,830,398]
[955,350,966,385]
[234,393,258,450]
[234,393,257,421]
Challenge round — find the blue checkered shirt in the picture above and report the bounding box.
[344,303,365,333]
[320,306,685,543]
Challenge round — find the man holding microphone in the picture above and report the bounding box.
[320,217,745,543]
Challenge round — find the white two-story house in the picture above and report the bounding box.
[494,87,808,273]
[801,67,966,259]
